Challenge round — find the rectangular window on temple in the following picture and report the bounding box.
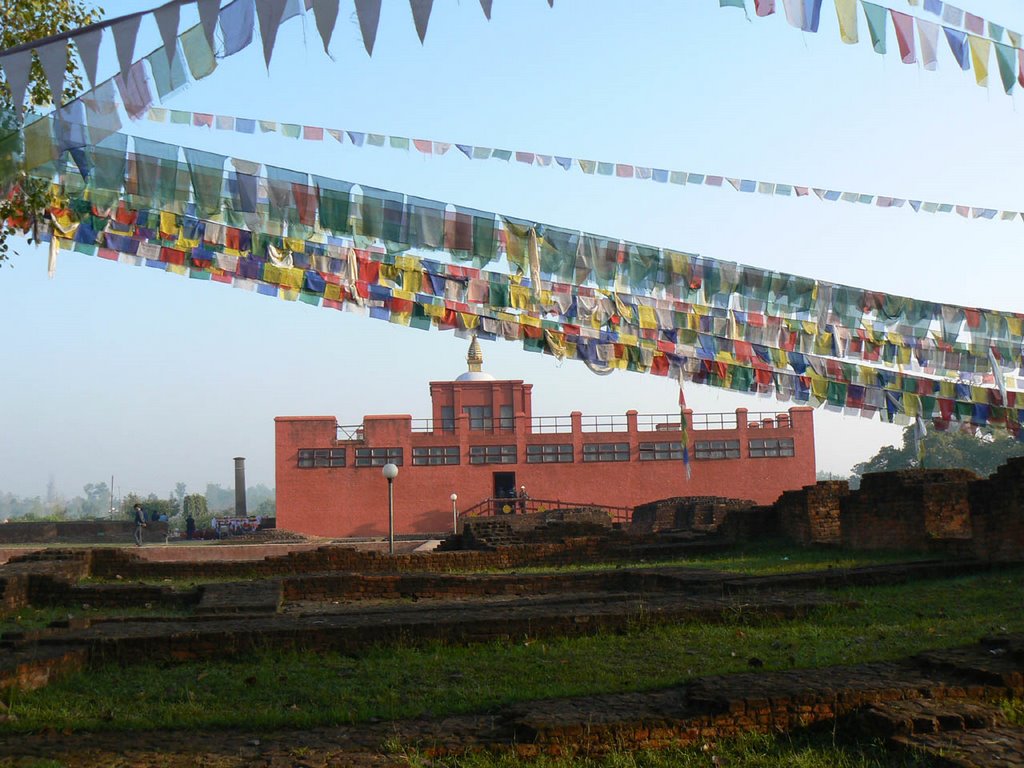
[693,440,741,460]
[526,444,573,463]
[499,404,514,430]
[412,446,460,466]
[469,445,516,464]
[354,447,404,467]
[582,443,630,462]
[748,438,795,458]
[463,405,493,430]
[639,441,685,461]
[297,448,346,468]
[440,406,455,432]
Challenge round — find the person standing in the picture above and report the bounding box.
[185,514,196,540]
[133,503,146,546]
[518,485,529,514]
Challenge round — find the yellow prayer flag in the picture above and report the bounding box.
[903,393,921,418]
[808,370,828,400]
[835,0,859,43]
[159,211,179,236]
[519,314,542,328]
[969,35,991,87]
[637,305,657,330]
[509,285,532,310]
[324,283,342,301]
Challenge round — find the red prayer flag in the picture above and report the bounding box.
[891,11,917,64]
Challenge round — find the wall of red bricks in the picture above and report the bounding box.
[969,457,1024,561]
[840,470,978,552]
[275,400,817,538]
[776,481,850,546]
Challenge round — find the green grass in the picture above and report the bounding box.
[2,568,1021,734]
[410,730,938,768]
[495,541,937,576]
[0,605,193,635]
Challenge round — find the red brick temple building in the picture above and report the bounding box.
[275,339,816,538]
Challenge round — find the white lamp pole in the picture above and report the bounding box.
[450,492,458,535]
[382,463,399,554]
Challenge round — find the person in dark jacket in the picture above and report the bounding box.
[133,503,146,546]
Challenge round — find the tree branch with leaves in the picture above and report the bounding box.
[0,1,103,263]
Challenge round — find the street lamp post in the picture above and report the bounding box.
[450,492,458,535]
[382,463,399,554]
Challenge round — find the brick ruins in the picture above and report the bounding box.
[561,455,1024,560]
[1,461,1024,765]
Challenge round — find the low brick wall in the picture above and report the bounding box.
[777,481,850,546]
[840,470,977,552]
[86,538,622,581]
[0,521,168,544]
[630,497,757,535]
[969,457,1024,561]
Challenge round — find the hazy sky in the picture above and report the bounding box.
[2,0,1023,501]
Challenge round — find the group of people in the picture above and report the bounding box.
[130,503,200,545]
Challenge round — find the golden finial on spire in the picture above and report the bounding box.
[467,334,483,373]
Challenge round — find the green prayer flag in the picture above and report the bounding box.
[170,110,191,124]
[132,137,181,208]
[719,0,745,8]
[147,46,187,99]
[523,335,545,353]
[472,212,497,265]
[315,176,353,234]
[826,381,848,407]
[180,25,216,80]
[995,42,1016,94]
[389,136,409,150]
[862,2,888,54]
[731,366,754,392]
[488,280,509,308]
[281,123,301,139]
[183,147,225,216]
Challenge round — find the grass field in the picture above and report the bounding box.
[2,567,1021,735]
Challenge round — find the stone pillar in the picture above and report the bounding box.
[233,457,247,516]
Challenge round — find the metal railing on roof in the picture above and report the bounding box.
[337,411,792,440]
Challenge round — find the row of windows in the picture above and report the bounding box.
[297,448,347,468]
[298,438,797,467]
[437,405,516,432]
[749,438,796,458]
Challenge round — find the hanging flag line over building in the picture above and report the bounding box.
[26,125,1024,389]
[18,121,1024,369]
[719,0,1024,94]
[40,183,1024,439]
[141,104,1022,225]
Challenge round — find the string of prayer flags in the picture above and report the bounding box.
[717,0,1024,95]
[0,0,560,124]
[16,126,1024,373]
[144,106,1024,228]
[36,188,1023,439]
